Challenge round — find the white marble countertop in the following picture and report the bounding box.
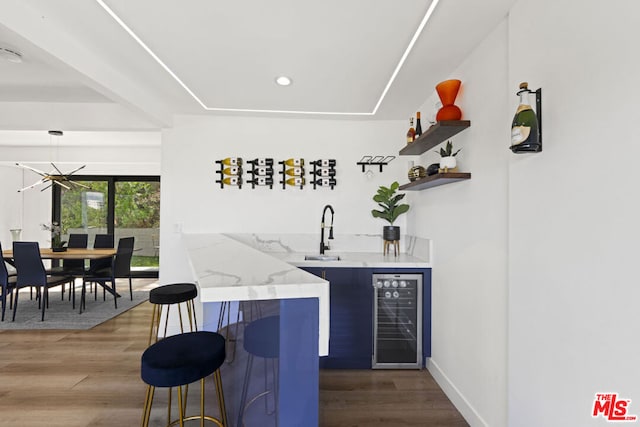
[225,233,432,268]
[183,233,330,356]
[183,233,431,357]
[272,252,430,268]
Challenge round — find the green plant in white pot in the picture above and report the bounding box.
[371,181,410,242]
[435,140,461,172]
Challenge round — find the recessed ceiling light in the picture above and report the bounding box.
[275,76,292,86]
[0,47,23,63]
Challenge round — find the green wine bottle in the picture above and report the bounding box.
[511,82,540,153]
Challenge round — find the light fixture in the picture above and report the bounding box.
[16,131,89,192]
[0,47,22,63]
[275,76,292,86]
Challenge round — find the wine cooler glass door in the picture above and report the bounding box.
[372,273,422,369]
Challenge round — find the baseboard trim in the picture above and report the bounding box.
[426,358,489,427]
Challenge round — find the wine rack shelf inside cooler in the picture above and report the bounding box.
[372,273,422,369]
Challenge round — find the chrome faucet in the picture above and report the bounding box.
[320,204,335,254]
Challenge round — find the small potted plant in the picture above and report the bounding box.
[435,140,461,172]
[41,222,67,251]
[371,182,410,242]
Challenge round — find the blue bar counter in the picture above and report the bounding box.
[183,233,329,427]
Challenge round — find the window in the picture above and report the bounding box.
[52,175,160,276]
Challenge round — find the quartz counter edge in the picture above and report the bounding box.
[183,233,330,356]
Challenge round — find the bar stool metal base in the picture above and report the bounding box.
[141,371,227,427]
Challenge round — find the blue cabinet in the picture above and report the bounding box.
[302,267,373,369]
[302,266,431,369]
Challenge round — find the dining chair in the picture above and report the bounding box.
[0,241,17,321]
[81,236,134,312]
[48,233,88,301]
[12,241,74,321]
[87,234,114,298]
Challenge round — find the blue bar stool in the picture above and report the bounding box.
[148,283,198,345]
[140,331,228,427]
[147,283,200,425]
[237,315,280,427]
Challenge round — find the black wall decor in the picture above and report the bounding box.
[310,159,337,189]
[215,157,339,190]
[246,158,275,189]
[279,158,305,189]
[215,158,243,188]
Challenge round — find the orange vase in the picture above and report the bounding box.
[435,79,462,121]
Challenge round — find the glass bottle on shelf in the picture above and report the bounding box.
[221,157,242,166]
[312,178,336,187]
[248,166,273,176]
[310,159,336,167]
[247,158,274,166]
[312,168,336,177]
[222,166,242,176]
[406,118,416,144]
[221,176,242,186]
[510,82,541,153]
[415,112,422,138]
[285,177,305,186]
[248,177,274,186]
[285,167,305,176]
[284,158,304,167]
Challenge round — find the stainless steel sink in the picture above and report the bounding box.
[304,254,341,261]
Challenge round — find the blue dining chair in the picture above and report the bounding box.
[47,233,89,301]
[0,241,17,321]
[12,241,74,321]
[81,236,134,312]
[87,234,114,299]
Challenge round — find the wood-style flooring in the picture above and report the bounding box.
[0,284,468,427]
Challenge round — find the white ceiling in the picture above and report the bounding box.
[0,0,516,131]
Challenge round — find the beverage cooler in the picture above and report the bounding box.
[372,273,422,369]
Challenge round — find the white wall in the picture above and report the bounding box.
[0,131,160,246]
[508,1,640,426]
[159,115,407,284]
[408,20,510,427]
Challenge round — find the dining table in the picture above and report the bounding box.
[2,247,117,261]
[2,247,119,312]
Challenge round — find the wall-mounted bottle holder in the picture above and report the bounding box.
[215,157,338,190]
[246,158,275,189]
[357,155,395,173]
[279,159,305,189]
[215,158,243,188]
[310,159,337,189]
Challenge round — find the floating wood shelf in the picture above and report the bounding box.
[399,120,471,156]
[399,172,471,191]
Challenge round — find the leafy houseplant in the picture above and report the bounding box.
[371,181,410,242]
[435,140,461,171]
[41,222,67,251]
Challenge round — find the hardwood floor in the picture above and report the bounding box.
[320,370,468,427]
[0,285,467,427]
